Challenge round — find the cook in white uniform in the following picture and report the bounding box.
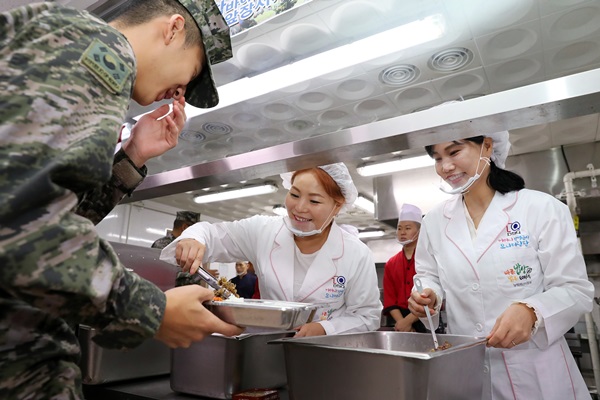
[408,132,593,399]
[161,163,382,336]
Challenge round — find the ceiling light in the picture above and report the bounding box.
[272,204,287,216]
[146,228,168,235]
[193,183,278,204]
[356,155,434,177]
[354,195,375,214]
[358,230,385,239]
[183,14,446,119]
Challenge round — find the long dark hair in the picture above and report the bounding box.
[425,136,524,194]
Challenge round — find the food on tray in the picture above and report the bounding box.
[224,296,244,302]
[232,388,280,400]
[214,295,243,302]
[213,276,240,299]
[430,341,452,352]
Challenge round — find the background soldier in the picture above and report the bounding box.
[152,211,201,249]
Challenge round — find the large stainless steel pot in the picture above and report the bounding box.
[79,242,179,384]
[274,331,486,400]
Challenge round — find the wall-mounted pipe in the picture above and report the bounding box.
[563,165,600,215]
[563,164,600,394]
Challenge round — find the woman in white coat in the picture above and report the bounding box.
[161,163,382,337]
[408,132,593,399]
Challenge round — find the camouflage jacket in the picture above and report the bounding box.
[151,233,176,250]
[0,3,166,397]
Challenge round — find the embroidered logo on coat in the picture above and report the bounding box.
[319,308,334,321]
[333,275,346,288]
[325,276,346,300]
[503,263,533,287]
[498,221,530,249]
[506,221,521,235]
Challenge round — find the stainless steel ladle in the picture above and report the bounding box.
[414,277,439,350]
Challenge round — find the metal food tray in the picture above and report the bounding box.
[205,299,318,329]
[171,329,293,399]
[272,332,487,400]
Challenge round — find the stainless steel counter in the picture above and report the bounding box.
[82,376,289,400]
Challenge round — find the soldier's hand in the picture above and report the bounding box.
[155,285,244,348]
[122,97,186,167]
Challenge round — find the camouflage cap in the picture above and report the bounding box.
[176,0,232,108]
[175,211,201,223]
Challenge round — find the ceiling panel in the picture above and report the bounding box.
[3,0,600,239]
[133,0,600,177]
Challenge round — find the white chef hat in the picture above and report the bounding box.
[280,162,358,214]
[486,130,510,169]
[398,203,422,224]
[433,101,511,169]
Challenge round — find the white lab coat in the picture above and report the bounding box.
[415,189,593,400]
[160,216,382,335]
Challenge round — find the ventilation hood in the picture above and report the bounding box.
[123,68,600,203]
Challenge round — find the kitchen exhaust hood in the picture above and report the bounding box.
[123,68,600,203]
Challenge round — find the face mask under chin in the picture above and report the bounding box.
[397,231,419,245]
[438,144,490,195]
[283,205,338,237]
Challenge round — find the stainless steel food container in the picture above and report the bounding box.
[171,329,295,399]
[205,299,318,329]
[79,325,171,384]
[274,331,486,400]
[79,242,179,384]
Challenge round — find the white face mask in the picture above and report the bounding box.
[439,143,490,195]
[397,231,419,246]
[283,206,337,237]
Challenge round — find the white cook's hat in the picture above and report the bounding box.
[280,162,358,214]
[434,100,511,169]
[398,203,422,224]
[485,130,510,169]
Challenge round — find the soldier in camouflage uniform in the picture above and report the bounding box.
[152,211,201,249]
[0,1,243,399]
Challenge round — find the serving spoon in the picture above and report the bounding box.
[414,277,439,350]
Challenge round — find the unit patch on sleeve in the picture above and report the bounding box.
[79,38,132,94]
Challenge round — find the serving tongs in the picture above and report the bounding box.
[414,278,439,350]
[196,265,233,299]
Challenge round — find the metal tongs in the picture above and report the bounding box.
[196,265,233,299]
[414,278,439,350]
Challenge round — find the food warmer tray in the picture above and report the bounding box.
[205,299,318,329]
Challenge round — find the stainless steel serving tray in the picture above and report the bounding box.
[171,329,294,399]
[272,330,487,359]
[272,332,487,400]
[205,299,318,329]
